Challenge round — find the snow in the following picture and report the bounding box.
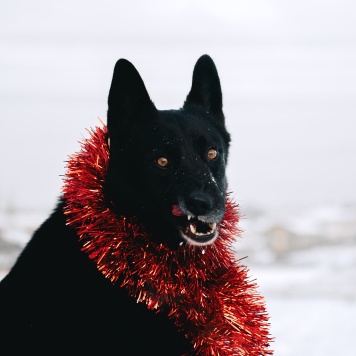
[267,298,356,355]
[241,254,356,355]
[238,241,356,356]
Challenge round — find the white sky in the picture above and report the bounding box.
[1,0,356,212]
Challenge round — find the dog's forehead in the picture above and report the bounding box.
[149,109,221,143]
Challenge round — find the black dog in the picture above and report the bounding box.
[0,56,271,355]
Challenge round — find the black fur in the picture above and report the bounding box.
[0,55,231,354]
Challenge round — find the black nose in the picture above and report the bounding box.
[185,192,213,216]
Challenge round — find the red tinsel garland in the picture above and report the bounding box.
[62,122,274,355]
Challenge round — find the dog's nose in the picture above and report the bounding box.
[186,192,213,216]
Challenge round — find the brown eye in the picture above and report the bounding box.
[157,156,169,167]
[207,148,218,160]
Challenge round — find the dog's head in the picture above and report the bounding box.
[105,55,231,247]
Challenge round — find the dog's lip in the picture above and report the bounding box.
[172,204,219,246]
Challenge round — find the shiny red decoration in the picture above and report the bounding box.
[62,123,274,355]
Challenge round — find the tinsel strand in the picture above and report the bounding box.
[62,123,274,355]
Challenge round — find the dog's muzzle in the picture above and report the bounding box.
[172,204,220,246]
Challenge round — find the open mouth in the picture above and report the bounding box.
[172,205,219,246]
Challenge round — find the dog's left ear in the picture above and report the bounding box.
[183,54,224,121]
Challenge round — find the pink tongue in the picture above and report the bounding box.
[172,205,185,216]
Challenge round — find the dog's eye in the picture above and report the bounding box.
[207,148,218,160]
[156,156,169,168]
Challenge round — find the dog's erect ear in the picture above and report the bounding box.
[183,54,224,119]
[107,59,156,132]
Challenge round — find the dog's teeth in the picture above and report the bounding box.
[179,242,183,246]
[188,215,192,220]
[209,223,217,231]
[189,224,196,234]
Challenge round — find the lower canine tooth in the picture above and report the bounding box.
[189,224,196,234]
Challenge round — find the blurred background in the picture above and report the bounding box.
[1,0,355,354]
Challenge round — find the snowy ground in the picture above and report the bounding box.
[244,244,356,356]
[266,297,355,355]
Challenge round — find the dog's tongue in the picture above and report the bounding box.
[172,205,185,216]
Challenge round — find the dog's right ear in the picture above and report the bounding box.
[107,59,156,134]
